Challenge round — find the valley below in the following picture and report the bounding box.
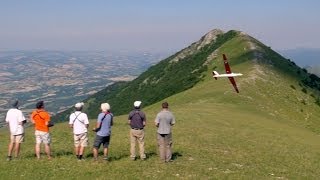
[0,50,167,126]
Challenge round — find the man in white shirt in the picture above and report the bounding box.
[69,102,89,160]
[5,100,26,161]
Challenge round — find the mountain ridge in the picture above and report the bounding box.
[53,29,320,134]
[53,29,240,121]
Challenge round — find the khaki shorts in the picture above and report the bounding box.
[10,134,25,143]
[74,133,88,147]
[35,130,51,144]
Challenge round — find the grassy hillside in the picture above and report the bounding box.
[1,63,320,179]
[1,29,320,179]
[53,30,320,124]
[53,30,239,121]
[208,32,320,133]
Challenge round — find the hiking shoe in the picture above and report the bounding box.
[6,156,12,161]
[103,157,108,161]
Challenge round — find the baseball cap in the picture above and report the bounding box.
[11,99,19,108]
[75,102,84,108]
[134,101,142,107]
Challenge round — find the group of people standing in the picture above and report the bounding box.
[5,99,176,163]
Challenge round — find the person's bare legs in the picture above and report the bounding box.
[7,142,14,160]
[79,146,85,157]
[103,148,109,160]
[93,147,98,160]
[44,144,51,159]
[74,146,79,158]
[8,142,14,156]
[103,148,108,157]
[35,143,41,159]
[14,143,21,158]
[75,146,85,160]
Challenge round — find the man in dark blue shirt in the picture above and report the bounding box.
[128,101,146,160]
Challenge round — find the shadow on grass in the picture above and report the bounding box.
[172,152,182,160]
[85,152,129,162]
[146,151,156,159]
[23,150,73,159]
[84,151,158,161]
[54,150,74,157]
[25,154,37,158]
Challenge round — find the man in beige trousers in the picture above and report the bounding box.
[128,101,146,160]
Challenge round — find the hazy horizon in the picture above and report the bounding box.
[1,0,319,52]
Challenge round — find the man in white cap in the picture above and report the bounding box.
[69,102,89,160]
[5,99,26,161]
[92,103,113,161]
[128,100,146,160]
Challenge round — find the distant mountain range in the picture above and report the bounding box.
[280,48,320,76]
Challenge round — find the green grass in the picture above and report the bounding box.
[1,66,320,179]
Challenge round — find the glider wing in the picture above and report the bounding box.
[223,54,240,93]
[228,77,240,93]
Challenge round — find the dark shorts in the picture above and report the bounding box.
[93,135,110,149]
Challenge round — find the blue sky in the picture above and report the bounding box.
[0,0,319,51]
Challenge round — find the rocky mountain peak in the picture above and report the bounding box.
[197,29,224,50]
[171,29,224,63]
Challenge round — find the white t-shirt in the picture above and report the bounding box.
[69,111,89,134]
[5,108,26,135]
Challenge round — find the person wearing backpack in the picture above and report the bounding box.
[30,101,52,160]
[69,102,89,161]
[92,103,113,161]
[128,101,146,160]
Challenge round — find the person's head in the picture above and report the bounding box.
[74,102,84,111]
[36,101,44,109]
[162,102,169,109]
[101,103,110,112]
[133,101,142,109]
[11,99,19,108]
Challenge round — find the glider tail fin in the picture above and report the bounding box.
[212,71,219,80]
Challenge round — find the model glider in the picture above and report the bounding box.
[212,54,243,93]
